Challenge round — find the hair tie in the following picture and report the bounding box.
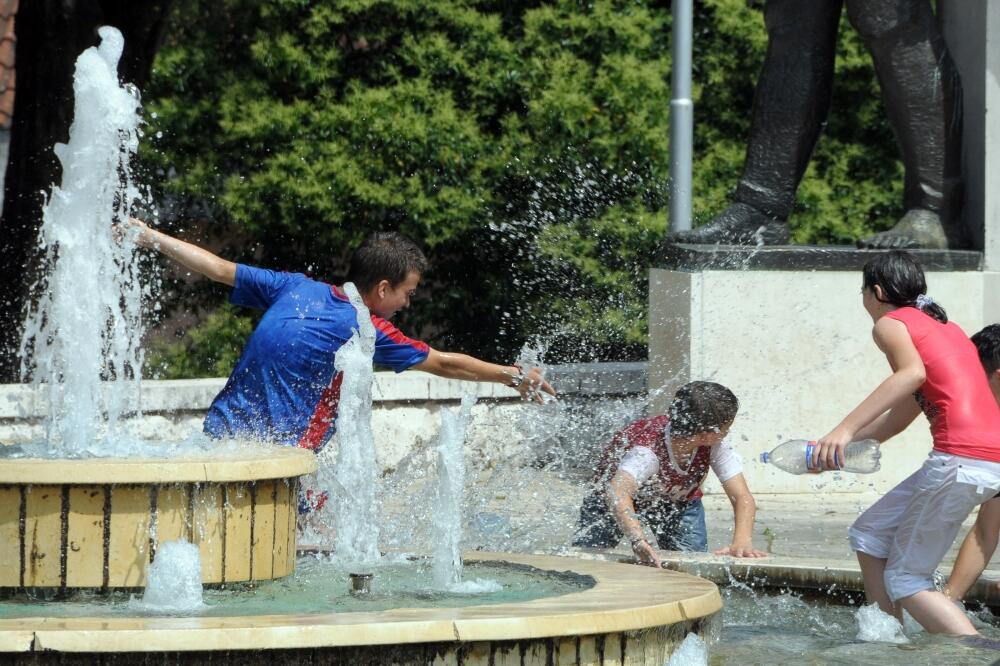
[915,294,934,310]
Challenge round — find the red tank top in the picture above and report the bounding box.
[886,307,1000,461]
[593,415,712,501]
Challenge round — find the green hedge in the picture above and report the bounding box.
[143,0,901,376]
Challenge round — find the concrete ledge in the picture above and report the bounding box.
[561,548,1000,608]
[0,362,649,419]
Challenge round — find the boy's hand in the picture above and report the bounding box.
[113,217,154,248]
[127,217,155,248]
[715,542,767,558]
[813,426,853,470]
[631,539,663,568]
[516,367,556,404]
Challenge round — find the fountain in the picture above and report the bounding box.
[0,26,315,591]
[0,26,722,664]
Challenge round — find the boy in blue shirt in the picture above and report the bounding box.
[131,220,554,454]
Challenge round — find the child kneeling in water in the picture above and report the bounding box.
[572,381,766,567]
[814,251,1000,635]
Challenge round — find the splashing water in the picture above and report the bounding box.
[19,27,148,455]
[134,540,204,613]
[431,395,476,589]
[320,282,381,565]
[515,341,555,404]
[855,603,909,644]
[665,632,708,666]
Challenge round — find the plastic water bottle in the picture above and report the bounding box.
[759,439,881,474]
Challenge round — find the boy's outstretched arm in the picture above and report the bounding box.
[716,474,767,558]
[128,218,237,286]
[413,348,556,402]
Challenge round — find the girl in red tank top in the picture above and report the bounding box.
[814,251,1000,637]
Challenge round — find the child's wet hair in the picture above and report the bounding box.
[972,324,1000,376]
[347,232,428,293]
[668,381,739,437]
[862,250,948,324]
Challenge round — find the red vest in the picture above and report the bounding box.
[593,415,712,501]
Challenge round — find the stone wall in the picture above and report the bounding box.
[0,363,647,479]
[649,267,999,495]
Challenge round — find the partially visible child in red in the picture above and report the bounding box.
[814,252,1000,636]
[942,324,1000,602]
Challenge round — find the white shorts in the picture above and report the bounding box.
[848,452,1000,602]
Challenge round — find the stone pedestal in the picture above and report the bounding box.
[649,245,997,494]
[942,0,1000,270]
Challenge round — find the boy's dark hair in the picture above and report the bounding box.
[668,381,739,437]
[862,250,948,324]
[347,232,427,293]
[972,324,1000,376]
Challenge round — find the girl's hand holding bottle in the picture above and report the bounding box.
[814,426,855,470]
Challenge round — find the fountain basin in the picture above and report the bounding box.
[0,446,316,589]
[0,552,720,663]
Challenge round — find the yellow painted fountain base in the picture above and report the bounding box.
[0,447,316,589]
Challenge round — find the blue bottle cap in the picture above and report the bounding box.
[760,452,769,463]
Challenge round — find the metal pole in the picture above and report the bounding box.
[669,0,694,233]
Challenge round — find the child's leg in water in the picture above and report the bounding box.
[849,469,923,617]
[857,552,896,618]
[945,497,1000,602]
[884,457,996,635]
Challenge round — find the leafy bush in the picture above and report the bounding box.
[144,0,901,377]
[146,304,254,379]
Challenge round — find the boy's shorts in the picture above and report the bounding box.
[849,452,1000,602]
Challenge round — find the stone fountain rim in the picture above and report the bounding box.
[0,551,721,653]
[0,445,316,484]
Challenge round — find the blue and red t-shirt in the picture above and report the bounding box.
[203,264,429,450]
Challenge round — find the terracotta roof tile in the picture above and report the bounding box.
[0,0,15,130]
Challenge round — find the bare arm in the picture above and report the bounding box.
[607,470,662,567]
[854,395,922,443]
[715,474,767,558]
[815,317,925,469]
[129,218,236,286]
[413,348,556,401]
[945,500,1000,602]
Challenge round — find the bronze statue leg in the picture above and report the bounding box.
[848,0,966,249]
[667,0,843,245]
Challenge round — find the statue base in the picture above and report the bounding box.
[659,243,983,272]
[649,245,999,495]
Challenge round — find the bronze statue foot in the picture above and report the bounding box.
[856,209,955,250]
[664,202,789,246]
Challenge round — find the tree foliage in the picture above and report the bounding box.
[143,0,902,376]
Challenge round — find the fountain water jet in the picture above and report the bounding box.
[19,26,147,456]
[431,395,475,589]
